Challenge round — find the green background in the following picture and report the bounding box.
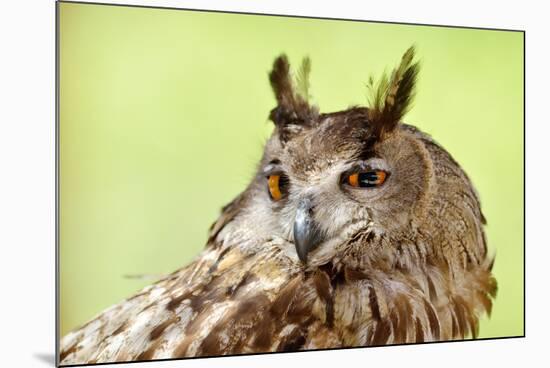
[59,2,524,339]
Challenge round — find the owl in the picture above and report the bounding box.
[59,47,496,365]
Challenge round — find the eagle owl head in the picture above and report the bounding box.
[217,47,487,273]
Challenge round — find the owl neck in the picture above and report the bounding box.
[303,240,496,344]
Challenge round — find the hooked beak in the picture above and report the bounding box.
[293,198,324,264]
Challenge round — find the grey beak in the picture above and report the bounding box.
[293,198,323,263]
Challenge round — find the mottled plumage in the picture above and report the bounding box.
[60,47,496,365]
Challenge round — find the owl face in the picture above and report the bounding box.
[247,109,434,266]
[216,48,430,267]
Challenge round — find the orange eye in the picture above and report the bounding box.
[347,170,387,188]
[268,174,283,201]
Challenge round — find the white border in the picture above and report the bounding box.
[1,1,546,367]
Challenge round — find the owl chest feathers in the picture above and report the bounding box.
[60,226,495,364]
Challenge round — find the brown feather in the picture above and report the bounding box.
[268,55,317,143]
[367,46,419,140]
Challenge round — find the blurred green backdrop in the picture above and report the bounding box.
[59,3,524,339]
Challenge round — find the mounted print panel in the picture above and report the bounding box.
[57,1,524,366]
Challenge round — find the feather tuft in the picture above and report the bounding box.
[295,56,312,103]
[268,54,317,143]
[367,46,419,140]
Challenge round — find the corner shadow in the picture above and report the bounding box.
[34,353,56,366]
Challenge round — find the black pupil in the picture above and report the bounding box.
[278,174,289,190]
[358,172,379,187]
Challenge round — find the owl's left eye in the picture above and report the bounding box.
[267,174,289,201]
[345,170,388,188]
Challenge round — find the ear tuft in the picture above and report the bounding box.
[268,55,317,143]
[367,46,419,140]
[295,56,312,103]
[269,55,294,112]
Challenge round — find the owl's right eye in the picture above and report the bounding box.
[267,174,289,201]
[345,170,388,188]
